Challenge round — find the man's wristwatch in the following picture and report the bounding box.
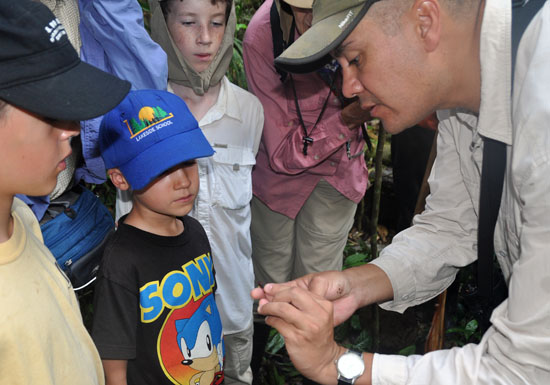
[336,349,365,385]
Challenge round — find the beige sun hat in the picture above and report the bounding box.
[283,0,314,8]
[275,0,383,72]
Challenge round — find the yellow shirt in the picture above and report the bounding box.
[0,198,104,385]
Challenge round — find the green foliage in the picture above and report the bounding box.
[138,0,151,31]
[258,329,301,385]
[398,344,416,356]
[343,252,370,269]
[265,328,285,355]
[227,36,248,89]
[335,314,374,352]
[443,264,484,348]
[234,0,263,41]
[446,319,481,347]
[85,180,117,217]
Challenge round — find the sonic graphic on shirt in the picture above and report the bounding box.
[140,253,224,385]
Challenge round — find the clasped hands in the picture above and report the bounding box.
[251,271,359,384]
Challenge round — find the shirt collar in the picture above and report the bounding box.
[477,0,513,145]
[200,76,243,126]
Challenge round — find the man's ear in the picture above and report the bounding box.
[413,0,441,52]
[108,168,131,191]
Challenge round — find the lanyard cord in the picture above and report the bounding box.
[285,18,334,156]
[289,72,335,156]
[284,20,369,158]
[318,67,371,158]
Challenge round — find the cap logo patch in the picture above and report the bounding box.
[338,10,354,29]
[125,106,174,141]
[45,18,67,43]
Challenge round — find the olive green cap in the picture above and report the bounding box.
[275,0,382,72]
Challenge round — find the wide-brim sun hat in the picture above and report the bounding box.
[0,0,130,121]
[275,0,382,73]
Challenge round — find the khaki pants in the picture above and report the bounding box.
[223,320,253,385]
[251,179,357,284]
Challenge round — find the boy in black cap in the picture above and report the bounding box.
[92,89,224,385]
[0,0,130,384]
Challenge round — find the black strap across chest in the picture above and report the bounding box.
[477,0,546,299]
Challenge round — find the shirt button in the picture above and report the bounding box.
[330,162,336,167]
[338,133,345,140]
[314,155,319,160]
[287,121,293,127]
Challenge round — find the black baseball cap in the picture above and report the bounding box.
[0,0,131,121]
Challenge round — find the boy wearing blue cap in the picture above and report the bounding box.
[91,89,225,385]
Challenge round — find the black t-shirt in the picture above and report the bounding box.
[92,215,224,385]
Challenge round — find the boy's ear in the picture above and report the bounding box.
[108,168,131,191]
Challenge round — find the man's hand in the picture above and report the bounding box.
[252,264,394,325]
[252,270,360,325]
[251,266,391,385]
[256,284,346,384]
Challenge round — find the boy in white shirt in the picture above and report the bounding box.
[116,1,264,383]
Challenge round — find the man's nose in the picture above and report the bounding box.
[341,66,364,99]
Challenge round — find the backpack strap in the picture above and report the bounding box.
[477,0,546,299]
[270,1,291,82]
[512,0,547,81]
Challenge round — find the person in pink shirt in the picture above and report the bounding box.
[243,0,370,372]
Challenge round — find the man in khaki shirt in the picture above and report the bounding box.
[252,0,550,384]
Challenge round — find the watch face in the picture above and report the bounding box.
[337,352,365,379]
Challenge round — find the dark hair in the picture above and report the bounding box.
[160,0,232,23]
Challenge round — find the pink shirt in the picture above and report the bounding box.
[243,0,368,219]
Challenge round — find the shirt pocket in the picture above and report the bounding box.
[213,145,256,209]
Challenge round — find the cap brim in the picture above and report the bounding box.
[118,127,214,191]
[0,60,131,121]
[283,0,313,8]
[275,3,370,73]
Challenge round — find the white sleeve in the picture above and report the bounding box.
[371,115,479,312]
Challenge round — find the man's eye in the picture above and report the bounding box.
[182,21,194,26]
[349,56,360,66]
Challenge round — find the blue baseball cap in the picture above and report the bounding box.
[99,89,214,190]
